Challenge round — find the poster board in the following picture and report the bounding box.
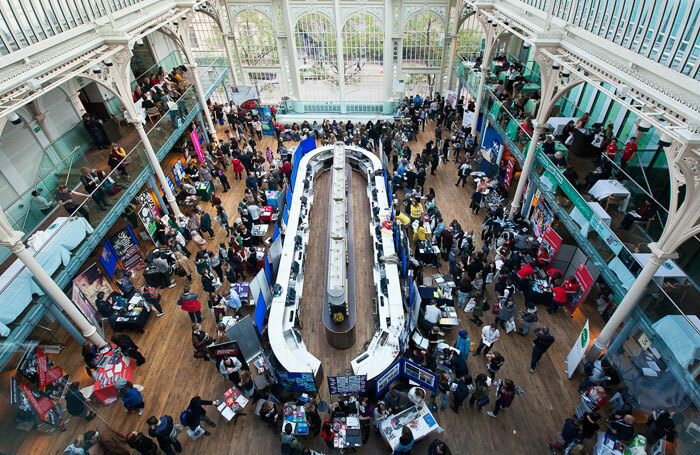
[327,375,367,395]
[503,158,515,190]
[300,135,316,155]
[108,226,144,272]
[137,191,159,239]
[566,319,590,378]
[225,316,262,362]
[99,242,121,278]
[530,196,554,238]
[376,359,402,397]
[278,372,317,393]
[172,159,185,184]
[401,358,438,392]
[254,293,267,335]
[462,111,474,128]
[444,90,457,108]
[73,263,114,313]
[566,263,594,315]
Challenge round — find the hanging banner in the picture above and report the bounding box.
[99,242,121,278]
[328,375,367,395]
[73,263,114,320]
[541,227,563,259]
[191,128,204,163]
[566,319,590,378]
[36,348,65,390]
[530,196,553,238]
[567,263,594,315]
[108,226,144,272]
[462,111,474,128]
[503,158,515,190]
[444,90,457,108]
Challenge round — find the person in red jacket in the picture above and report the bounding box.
[321,418,334,449]
[605,140,618,161]
[177,286,202,323]
[620,137,638,170]
[563,276,580,304]
[548,284,568,314]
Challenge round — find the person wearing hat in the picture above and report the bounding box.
[454,330,470,364]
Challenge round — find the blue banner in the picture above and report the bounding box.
[254,292,267,335]
[300,135,316,155]
[402,358,438,391]
[99,241,119,278]
[272,222,280,242]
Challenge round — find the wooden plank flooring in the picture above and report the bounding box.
[0,122,607,455]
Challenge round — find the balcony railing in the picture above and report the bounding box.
[0,61,228,365]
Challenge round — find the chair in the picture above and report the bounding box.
[634,215,656,234]
[605,194,626,212]
[146,107,161,122]
[114,108,128,130]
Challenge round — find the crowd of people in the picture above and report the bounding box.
[53,61,677,454]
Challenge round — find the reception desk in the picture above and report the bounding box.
[269,143,405,380]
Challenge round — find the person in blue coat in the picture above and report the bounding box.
[393,426,414,454]
[454,329,470,364]
[120,382,144,415]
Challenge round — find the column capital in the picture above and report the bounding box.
[532,121,547,132]
[480,64,489,73]
[647,243,678,263]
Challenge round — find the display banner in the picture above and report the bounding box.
[99,242,120,278]
[566,319,590,378]
[108,226,144,272]
[541,227,563,260]
[191,129,204,163]
[376,359,402,397]
[136,191,158,239]
[36,348,64,390]
[503,158,515,190]
[567,263,594,315]
[444,90,457,108]
[328,375,367,395]
[172,160,185,184]
[402,358,438,391]
[278,372,317,393]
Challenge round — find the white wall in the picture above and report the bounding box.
[41,87,81,137]
[149,31,180,62]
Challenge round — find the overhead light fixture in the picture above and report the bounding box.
[492,22,498,27]
[616,83,630,97]
[523,42,531,49]
[194,6,200,11]
[137,38,144,45]
[8,112,21,125]
[561,68,571,77]
[104,58,113,66]
[552,63,560,70]
[92,64,101,74]
[658,131,673,147]
[487,18,493,23]
[637,119,652,133]
[26,78,41,90]
[172,19,178,25]
[181,15,187,20]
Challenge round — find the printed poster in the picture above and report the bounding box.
[108,226,144,272]
[567,263,594,315]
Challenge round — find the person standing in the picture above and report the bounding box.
[177,286,203,323]
[80,167,110,211]
[141,285,165,317]
[126,431,158,455]
[56,184,91,221]
[65,382,96,421]
[487,379,516,418]
[530,326,555,373]
[394,426,415,454]
[31,190,55,216]
[485,352,505,380]
[182,396,218,437]
[223,288,243,317]
[450,375,472,414]
[619,137,638,170]
[518,303,538,336]
[470,298,486,326]
[191,323,212,361]
[454,330,470,364]
[468,374,490,410]
[147,414,183,455]
[280,423,303,454]
[474,322,500,356]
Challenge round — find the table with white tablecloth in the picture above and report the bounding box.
[588,179,631,212]
[570,201,611,236]
[632,253,688,286]
[0,217,93,336]
[546,117,578,136]
[652,315,700,369]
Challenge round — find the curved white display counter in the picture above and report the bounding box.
[269,142,405,380]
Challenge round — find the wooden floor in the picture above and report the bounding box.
[0,120,607,455]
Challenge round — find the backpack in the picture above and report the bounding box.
[583,361,595,376]
[179,409,191,426]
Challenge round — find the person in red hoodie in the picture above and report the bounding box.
[177,286,203,323]
[321,418,334,449]
[548,283,568,314]
[620,137,638,170]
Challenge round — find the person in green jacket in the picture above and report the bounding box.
[280,423,303,454]
[470,298,486,326]
[199,209,214,238]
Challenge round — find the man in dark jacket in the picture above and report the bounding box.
[147,415,183,455]
[95,291,117,331]
[111,334,146,365]
[530,326,555,372]
[183,396,218,435]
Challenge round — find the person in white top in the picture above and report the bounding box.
[474,322,500,356]
[408,387,426,408]
[218,356,242,384]
[422,303,442,333]
[247,204,260,224]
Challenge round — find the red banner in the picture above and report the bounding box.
[18,382,55,420]
[541,227,563,259]
[37,348,64,391]
[504,158,515,190]
[191,129,204,163]
[567,263,594,315]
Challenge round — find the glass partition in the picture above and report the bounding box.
[131,51,185,90]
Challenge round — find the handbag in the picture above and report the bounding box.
[564,133,574,146]
[187,425,205,440]
[465,299,476,312]
[476,397,490,407]
[170,423,183,440]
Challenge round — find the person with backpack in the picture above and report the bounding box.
[280,422,304,454]
[530,326,555,372]
[141,285,164,317]
[578,358,616,392]
[147,414,183,455]
[181,396,218,439]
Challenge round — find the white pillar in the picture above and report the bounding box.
[185,62,218,140]
[471,63,488,137]
[130,120,182,217]
[382,0,394,105]
[587,251,672,360]
[11,242,105,346]
[222,34,240,86]
[509,122,545,218]
[446,32,459,90]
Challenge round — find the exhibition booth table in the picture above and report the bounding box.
[380,403,441,450]
[283,402,309,436]
[92,347,134,404]
[216,386,249,423]
[588,179,631,211]
[113,294,151,332]
[333,415,362,449]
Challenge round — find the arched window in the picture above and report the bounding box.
[342,13,384,101]
[233,11,279,66]
[402,12,445,67]
[457,14,484,60]
[295,12,338,100]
